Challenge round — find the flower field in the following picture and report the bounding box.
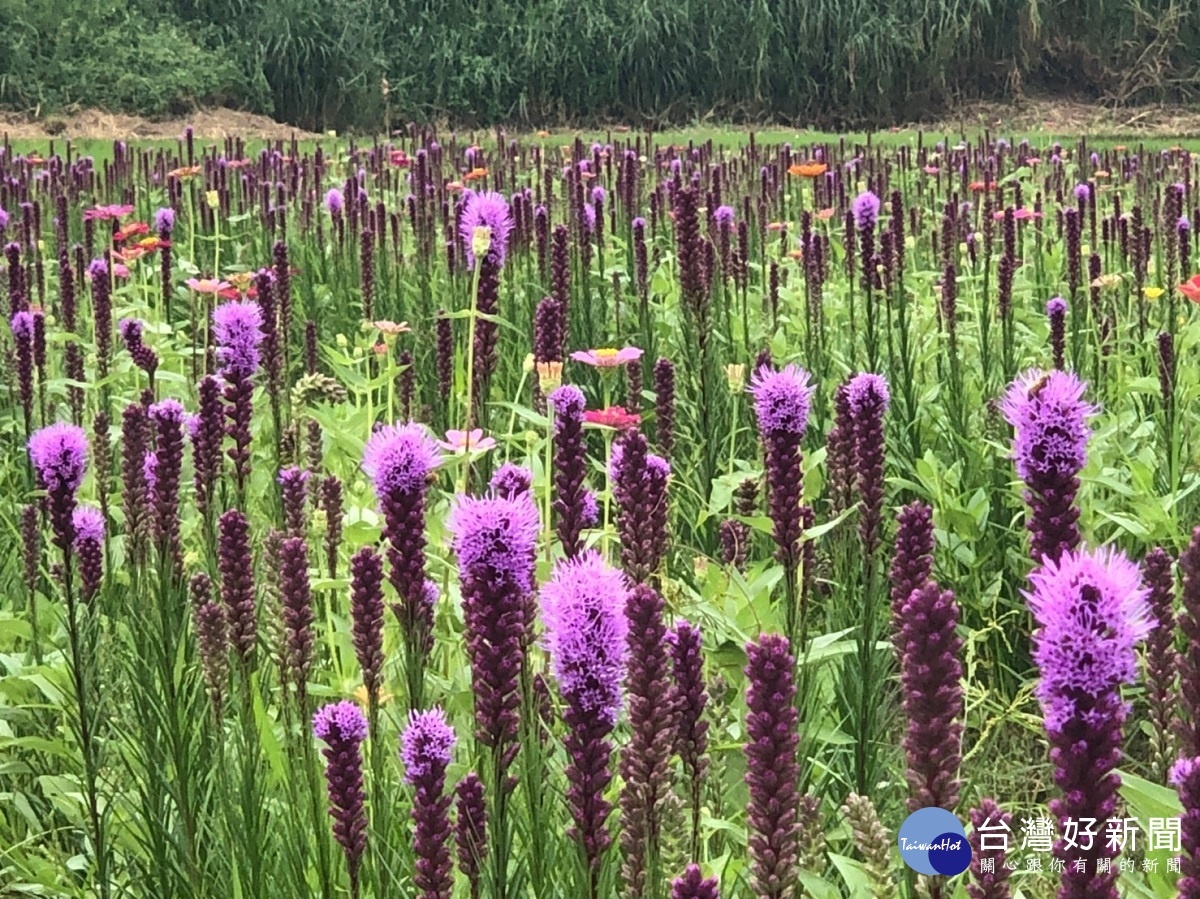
[1,128,1200,898]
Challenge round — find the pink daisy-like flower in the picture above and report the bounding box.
[83,204,135,222]
[570,347,644,368]
[186,278,232,294]
[438,429,496,454]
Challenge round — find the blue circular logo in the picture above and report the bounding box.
[897,808,971,876]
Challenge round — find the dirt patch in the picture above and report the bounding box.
[917,96,1200,137]
[0,108,320,142]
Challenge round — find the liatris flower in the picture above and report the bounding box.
[21,503,39,595]
[1046,297,1067,370]
[674,187,708,338]
[1179,528,1200,757]
[455,772,488,899]
[1027,546,1150,898]
[279,467,309,537]
[349,546,385,705]
[552,225,572,352]
[73,505,104,602]
[119,317,159,380]
[841,793,895,898]
[214,301,264,495]
[889,502,934,651]
[489,462,532,499]
[401,708,457,899]
[533,298,563,398]
[1001,369,1097,563]
[1159,331,1175,416]
[1142,548,1177,776]
[193,375,224,516]
[542,551,628,892]
[1064,208,1082,296]
[549,385,589,558]
[360,227,375,321]
[671,864,719,899]
[847,373,889,558]
[362,422,441,658]
[669,619,709,860]
[626,356,643,412]
[11,311,33,433]
[190,572,229,718]
[744,633,800,899]
[28,422,88,552]
[825,382,855,513]
[750,363,814,576]
[967,799,1013,899]
[88,258,113,377]
[313,701,369,896]
[461,192,512,392]
[149,399,185,572]
[1171,757,1200,899]
[273,241,293,364]
[255,270,282,396]
[448,492,540,768]
[852,191,881,294]
[280,536,314,703]
[653,358,676,461]
[620,584,676,898]
[898,582,963,811]
[218,509,257,665]
[322,475,344,579]
[610,430,670,583]
[120,402,150,562]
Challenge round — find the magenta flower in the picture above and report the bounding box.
[570,346,644,368]
[29,422,89,550]
[83,204,134,222]
[400,707,457,787]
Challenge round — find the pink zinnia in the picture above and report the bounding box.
[583,406,641,430]
[571,347,644,368]
[186,278,232,294]
[438,429,496,454]
[83,204,134,222]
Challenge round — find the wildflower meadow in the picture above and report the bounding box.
[2,128,1200,899]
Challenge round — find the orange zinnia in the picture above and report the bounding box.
[168,165,203,180]
[1179,275,1200,304]
[968,181,991,192]
[464,167,488,182]
[787,162,827,178]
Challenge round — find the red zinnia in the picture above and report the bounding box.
[583,407,641,430]
[1179,275,1200,304]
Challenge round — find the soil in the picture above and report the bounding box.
[3,97,1200,142]
[0,107,320,141]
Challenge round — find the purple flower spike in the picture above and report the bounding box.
[851,190,881,230]
[669,619,709,860]
[744,633,800,899]
[542,551,628,885]
[363,422,441,668]
[350,546,385,705]
[29,422,89,551]
[1026,546,1149,898]
[1171,757,1200,899]
[402,708,455,899]
[967,799,1013,899]
[449,491,540,773]
[610,430,670,583]
[455,773,488,899]
[313,701,369,894]
[549,385,590,558]
[1001,369,1097,563]
[73,505,105,602]
[847,373,890,557]
[750,364,814,584]
[671,864,720,899]
[212,300,264,380]
[460,190,513,269]
[488,462,533,499]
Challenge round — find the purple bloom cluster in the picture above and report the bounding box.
[212,300,264,381]
[1171,757,1200,899]
[1001,369,1096,562]
[460,190,513,269]
[610,430,671,583]
[1027,546,1149,897]
[29,422,89,551]
[313,701,369,893]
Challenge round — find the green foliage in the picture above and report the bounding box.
[2,0,1199,129]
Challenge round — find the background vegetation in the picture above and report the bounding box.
[1,0,1199,130]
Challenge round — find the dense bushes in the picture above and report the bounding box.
[1,0,1198,129]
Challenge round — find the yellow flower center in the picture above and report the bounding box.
[595,348,619,358]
